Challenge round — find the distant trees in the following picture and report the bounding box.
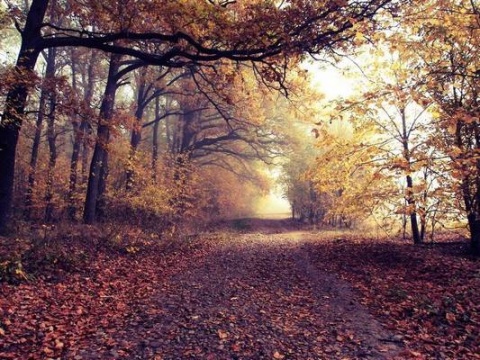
[282,143,325,224]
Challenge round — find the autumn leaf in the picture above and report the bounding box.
[43,347,54,356]
[273,351,285,359]
[445,312,456,323]
[217,329,228,339]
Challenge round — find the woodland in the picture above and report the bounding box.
[1,0,480,359]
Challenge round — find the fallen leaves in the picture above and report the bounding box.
[1,227,478,359]
[306,234,480,359]
[0,241,183,358]
[217,329,228,339]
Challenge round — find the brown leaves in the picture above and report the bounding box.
[2,227,477,359]
[0,235,176,359]
[217,329,228,339]
[306,235,480,359]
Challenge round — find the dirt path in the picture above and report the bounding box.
[4,220,478,359]
[1,224,404,359]
[117,231,402,359]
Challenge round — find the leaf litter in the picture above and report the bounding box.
[1,224,477,359]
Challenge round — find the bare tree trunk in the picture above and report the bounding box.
[24,77,48,220]
[399,107,421,244]
[68,122,81,220]
[83,53,120,224]
[96,148,109,220]
[406,174,421,244]
[468,214,480,256]
[68,49,97,220]
[454,121,480,255]
[152,97,160,183]
[81,137,90,185]
[44,48,58,223]
[126,70,147,191]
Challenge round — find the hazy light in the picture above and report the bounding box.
[304,61,354,100]
[255,191,291,216]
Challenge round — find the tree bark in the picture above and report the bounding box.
[126,70,147,191]
[83,53,120,224]
[0,0,49,234]
[406,174,421,244]
[44,47,58,223]
[24,74,48,220]
[468,213,480,256]
[151,97,161,183]
[68,49,97,220]
[455,121,480,255]
[400,107,422,244]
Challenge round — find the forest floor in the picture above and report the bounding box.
[1,218,479,359]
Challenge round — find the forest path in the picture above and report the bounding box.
[1,221,405,359]
[122,230,403,359]
[3,220,475,359]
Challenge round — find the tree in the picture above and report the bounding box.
[125,66,183,190]
[67,47,101,220]
[0,0,395,232]
[397,0,480,253]
[0,0,49,232]
[24,49,55,220]
[340,54,434,243]
[309,115,398,230]
[83,53,121,224]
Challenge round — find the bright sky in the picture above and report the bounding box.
[306,61,355,100]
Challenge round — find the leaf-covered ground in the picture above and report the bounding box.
[1,221,478,359]
[303,233,480,360]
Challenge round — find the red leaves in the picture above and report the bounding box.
[306,235,480,359]
[1,228,477,359]
[0,242,173,358]
[445,312,456,324]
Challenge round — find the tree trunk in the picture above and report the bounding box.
[0,0,49,234]
[454,121,480,255]
[460,176,480,255]
[406,174,422,244]
[68,49,96,220]
[83,53,120,224]
[399,107,422,244]
[68,121,81,220]
[96,148,109,220]
[44,47,58,223]
[24,76,48,220]
[419,209,426,243]
[151,97,160,183]
[81,129,91,185]
[468,213,480,256]
[126,72,147,191]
